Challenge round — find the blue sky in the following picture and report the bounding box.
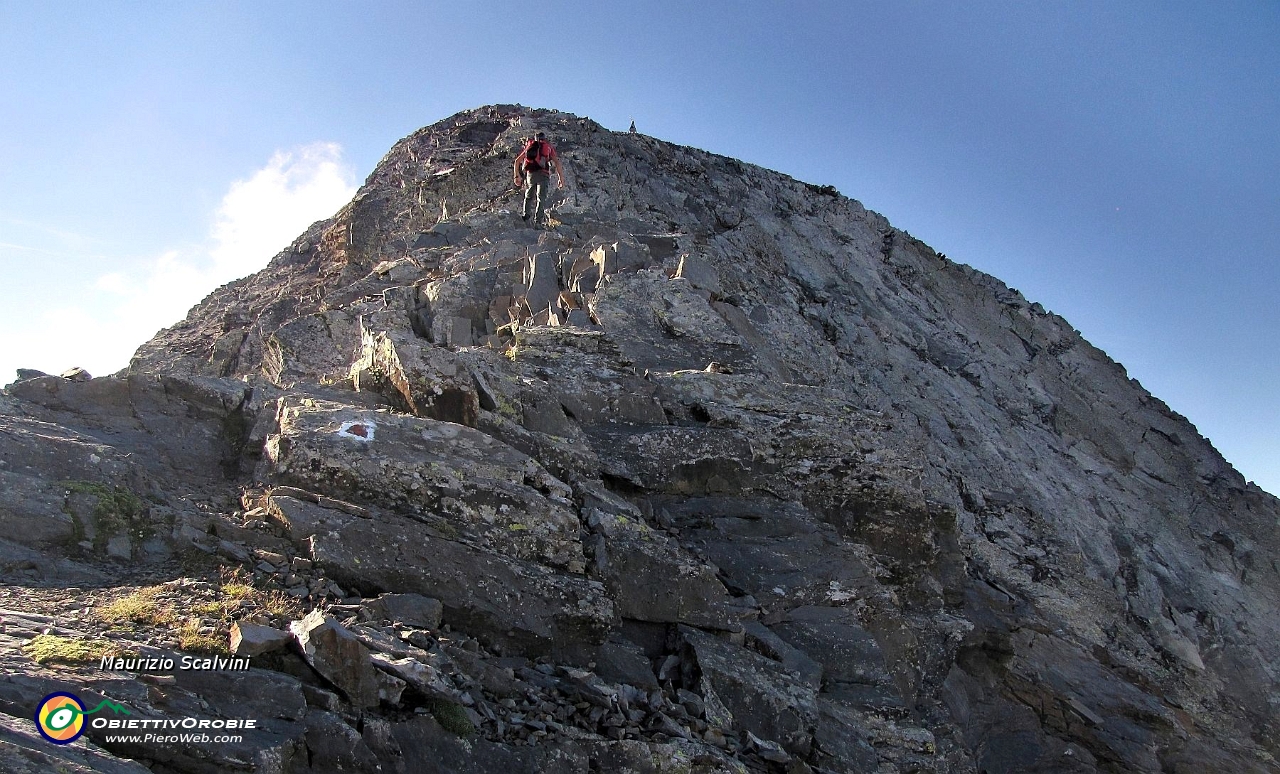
[1,1,1276,495]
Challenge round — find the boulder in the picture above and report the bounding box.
[265,397,583,568]
[680,626,818,755]
[742,621,823,689]
[303,711,382,774]
[591,638,660,691]
[262,311,361,386]
[0,415,154,550]
[673,254,722,295]
[772,606,902,711]
[173,667,309,723]
[588,508,737,630]
[521,250,562,315]
[369,653,454,700]
[12,368,48,382]
[586,424,765,495]
[351,324,480,425]
[591,240,653,275]
[420,272,490,347]
[302,506,615,659]
[289,611,382,708]
[587,271,747,372]
[230,622,293,657]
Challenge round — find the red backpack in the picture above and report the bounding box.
[523,139,546,172]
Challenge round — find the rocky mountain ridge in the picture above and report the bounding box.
[1,104,1276,773]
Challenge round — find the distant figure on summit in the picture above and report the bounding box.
[513,132,565,228]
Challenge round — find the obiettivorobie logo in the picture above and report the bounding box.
[35,690,260,747]
[35,692,131,745]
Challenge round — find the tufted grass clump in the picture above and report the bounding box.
[96,586,173,627]
[425,697,475,737]
[220,581,257,600]
[175,619,229,655]
[24,634,123,665]
[218,567,303,619]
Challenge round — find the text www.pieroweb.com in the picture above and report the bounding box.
[103,732,243,744]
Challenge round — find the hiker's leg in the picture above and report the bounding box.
[537,174,549,224]
[522,176,537,220]
[531,172,550,224]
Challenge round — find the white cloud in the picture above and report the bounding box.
[209,143,355,278]
[0,144,356,382]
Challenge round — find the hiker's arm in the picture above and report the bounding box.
[513,154,524,186]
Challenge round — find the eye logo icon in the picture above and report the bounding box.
[35,692,130,745]
[36,693,86,744]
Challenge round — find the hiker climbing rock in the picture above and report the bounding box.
[513,131,565,227]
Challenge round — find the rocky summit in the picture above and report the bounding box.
[1,105,1276,774]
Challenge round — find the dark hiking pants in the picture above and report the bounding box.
[523,170,551,224]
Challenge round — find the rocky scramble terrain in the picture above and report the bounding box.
[1,105,1277,773]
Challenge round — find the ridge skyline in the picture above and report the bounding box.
[2,4,1275,497]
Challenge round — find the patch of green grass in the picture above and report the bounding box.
[190,600,226,617]
[259,588,303,619]
[221,582,256,600]
[176,619,228,655]
[96,587,173,627]
[23,634,122,665]
[425,697,475,737]
[60,480,150,552]
[93,570,303,655]
[218,567,303,619]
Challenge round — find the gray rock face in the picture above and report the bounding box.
[681,626,818,755]
[0,711,154,774]
[351,322,480,425]
[2,104,1277,773]
[230,622,293,657]
[364,593,444,630]
[289,611,382,708]
[265,397,583,568]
